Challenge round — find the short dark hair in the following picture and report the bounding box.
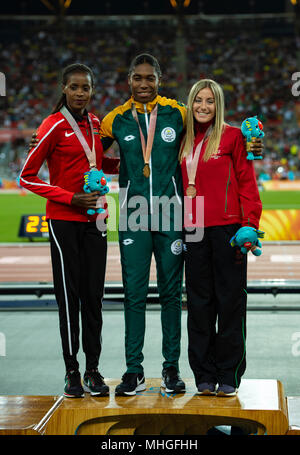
[128,53,162,79]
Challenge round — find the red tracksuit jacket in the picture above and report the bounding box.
[20,109,119,222]
[181,123,262,229]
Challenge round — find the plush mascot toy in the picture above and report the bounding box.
[230,226,265,256]
[83,168,109,215]
[241,116,264,160]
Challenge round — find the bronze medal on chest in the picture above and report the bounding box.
[186,185,196,198]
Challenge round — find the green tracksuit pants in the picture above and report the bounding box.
[119,228,184,374]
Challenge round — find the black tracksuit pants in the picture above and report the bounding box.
[48,219,107,372]
[184,224,247,388]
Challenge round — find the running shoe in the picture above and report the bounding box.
[197,382,217,395]
[83,369,109,396]
[115,372,146,396]
[64,370,84,398]
[216,384,237,396]
[161,366,185,393]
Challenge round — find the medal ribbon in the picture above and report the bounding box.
[186,125,212,186]
[60,106,97,169]
[131,103,158,168]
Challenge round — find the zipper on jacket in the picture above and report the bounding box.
[144,104,153,214]
[224,161,231,213]
[121,180,130,209]
[172,176,182,205]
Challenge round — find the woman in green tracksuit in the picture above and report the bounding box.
[100,54,187,395]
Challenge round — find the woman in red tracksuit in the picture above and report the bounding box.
[20,63,119,398]
[180,79,262,396]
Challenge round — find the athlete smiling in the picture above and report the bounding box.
[100,54,187,396]
[100,54,264,397]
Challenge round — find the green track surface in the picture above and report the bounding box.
[0,192,119,243]
[0,190,299,243]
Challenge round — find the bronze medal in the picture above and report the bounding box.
[186,185,196,198]
[143,163,150,178]
[186,125,212,200]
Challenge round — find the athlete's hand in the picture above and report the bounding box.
[29,132,39,151]
[71,191,101,210]
[246,137,264,157]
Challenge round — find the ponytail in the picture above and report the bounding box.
[52,93,67,114]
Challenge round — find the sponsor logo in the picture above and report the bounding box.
[65,131,75,137]
[123,238,134,246]
[211,150,222,159]
[171,239,183,255]
[137,376,145,385]
[161,127,176,143]
[124,135,135,141]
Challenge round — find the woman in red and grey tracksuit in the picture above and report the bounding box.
[180,79,262,397]
[20,63,119,398]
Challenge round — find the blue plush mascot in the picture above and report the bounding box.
[241,116,264,160]
[230,226,265,256]
[83,168,109,215]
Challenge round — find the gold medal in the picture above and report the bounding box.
[186,185,196,198]
[132,103,157,180]
[143,163,150,178]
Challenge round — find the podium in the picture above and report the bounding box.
[0,379,292,435]
[49,379,289,435]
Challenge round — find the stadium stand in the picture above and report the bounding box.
[0,14,299,183]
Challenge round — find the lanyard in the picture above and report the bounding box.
[131,103,158,177]
[186,125,212,186]
[60,106,96,169]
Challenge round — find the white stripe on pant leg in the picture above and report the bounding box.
[49,220,73,356]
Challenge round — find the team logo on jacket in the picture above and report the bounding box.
[161,127,176,143]
[123,238,134,246]
[124,135,135,141]
[171,239,183,255]
[211,149,222,159]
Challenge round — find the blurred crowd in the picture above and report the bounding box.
[0,16,299,183]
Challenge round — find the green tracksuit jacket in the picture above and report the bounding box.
[100,95,186,373]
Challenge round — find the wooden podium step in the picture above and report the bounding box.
[43,379,289,435]
[0,379,292,436]
[0,395,63,435]
[286,397,300,435]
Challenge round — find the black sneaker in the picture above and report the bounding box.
[161,366,185,393]
[64,370,84,398]
[83,369,109,396]
[115,372,146,396]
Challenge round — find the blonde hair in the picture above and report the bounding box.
[179,79,225,163]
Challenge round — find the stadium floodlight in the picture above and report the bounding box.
[170,0,191,8]
[40,0,73,14]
